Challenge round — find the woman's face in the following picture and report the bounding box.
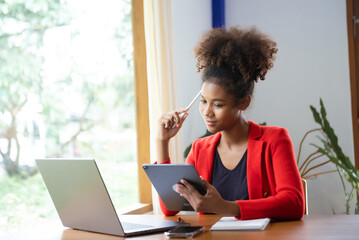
[199,80,241,133]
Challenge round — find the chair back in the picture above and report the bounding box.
[302,178,308,215]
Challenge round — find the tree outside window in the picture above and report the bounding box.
[0,0,137,230]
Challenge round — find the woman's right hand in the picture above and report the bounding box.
[157,108,189,141]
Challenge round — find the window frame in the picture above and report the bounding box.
[129,0,153,214]
[346,0,359,202]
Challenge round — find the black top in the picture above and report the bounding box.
[211,148,249,201]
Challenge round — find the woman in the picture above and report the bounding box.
[157,26,304,220]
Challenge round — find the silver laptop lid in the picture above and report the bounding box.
[36,158,125,236]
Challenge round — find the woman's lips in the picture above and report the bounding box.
[205,120,217,126]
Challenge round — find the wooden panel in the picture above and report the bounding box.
[347,0,359,179]
[132,0,152,204]
[353,0,359,117]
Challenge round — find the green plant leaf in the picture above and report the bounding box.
[318,100,357,174]
[309,98,359,195]
[319,98,327,119]
[310,105,322,125]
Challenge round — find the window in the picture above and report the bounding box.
[0,0,150,230]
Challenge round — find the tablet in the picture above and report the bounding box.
[142,164,206,211]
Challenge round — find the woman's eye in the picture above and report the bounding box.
[214,104,223,108]
[200,99,207,104]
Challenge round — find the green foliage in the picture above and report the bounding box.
[0,0,71,175]
[0,0,138,230]
[0,173,56,230]
[309,98,359,214]
[310,99,359,189]
[0,0,135,166]
[0,0,70,27]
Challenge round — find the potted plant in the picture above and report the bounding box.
[297,99,359,214]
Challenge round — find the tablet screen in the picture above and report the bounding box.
[143,164,206,211]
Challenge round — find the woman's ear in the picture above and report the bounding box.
[238,95,251,110]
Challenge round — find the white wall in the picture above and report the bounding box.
[171,0,211,154]
[171,0,356,214]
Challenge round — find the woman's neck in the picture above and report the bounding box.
[219,117,249,150]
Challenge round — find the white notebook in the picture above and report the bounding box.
[210,217,270,231]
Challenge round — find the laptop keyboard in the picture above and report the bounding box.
[122,221,153,230]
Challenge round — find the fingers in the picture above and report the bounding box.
[199,176,214,196]
[179,179,202,198]
[176,183,186,195]
[176,181,197,208]
[160,109,188,129]
[174,108,188,126]
[177,107,188,113]
[172,111,181,127]
[200,176,210,188]
[162,115,175,129]
[177,177,224,214]
[179,112,189,126]
[177,180,204,212]
[160,116,173,129]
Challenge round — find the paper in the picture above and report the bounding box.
[210,217,270,231]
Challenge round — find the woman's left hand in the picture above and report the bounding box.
[177,177,240,215]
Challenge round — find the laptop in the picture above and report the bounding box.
[36,158,186,237]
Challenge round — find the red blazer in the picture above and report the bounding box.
[160,121,304,220]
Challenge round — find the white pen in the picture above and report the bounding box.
[180,90,201,118]
[185,90,201,111]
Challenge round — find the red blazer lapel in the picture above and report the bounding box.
[198,132,221,184]
[247,121,264,199]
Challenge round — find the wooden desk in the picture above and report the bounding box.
[1,215,358,240]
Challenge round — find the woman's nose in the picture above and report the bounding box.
[202,105,214,117]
